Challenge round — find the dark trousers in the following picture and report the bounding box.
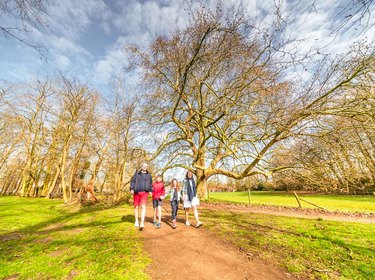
[170,200,178,221]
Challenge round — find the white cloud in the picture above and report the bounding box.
[47,36,89,56]
[112,0,187,40]
[46,0,112,41]
[55,55,71,69]
[92,37,127,84]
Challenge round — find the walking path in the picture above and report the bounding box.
[203,203,375,224]
[141,205,291,280]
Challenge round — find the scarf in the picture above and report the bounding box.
[186,178,196,201]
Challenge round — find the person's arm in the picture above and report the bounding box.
[151,183,155,193]
[166,188,172,200]
[130,172,137,194]
[160,184,166,199]
[148,175,153,193]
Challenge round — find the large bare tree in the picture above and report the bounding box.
[128,4,374,197]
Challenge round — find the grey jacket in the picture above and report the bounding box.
[168,187,181,202]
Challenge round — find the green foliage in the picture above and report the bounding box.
[0,196,150,280]
[201,209,375,279]
[209,191,375,212]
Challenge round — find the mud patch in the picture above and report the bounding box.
[0,233,23,242]
[34,236,53,244]
[4,273,20,280]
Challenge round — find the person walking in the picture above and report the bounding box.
[169,178,181,229]
[152,174,165,228]
[130,163,152,230]
[182,170,203,228]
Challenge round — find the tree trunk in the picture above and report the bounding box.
[20,156,33,196]
[195,152,208,199]
[45,165,61,199]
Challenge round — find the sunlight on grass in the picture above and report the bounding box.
[209,191,375,212]
[201,208,375,280]
[0,196,150,280]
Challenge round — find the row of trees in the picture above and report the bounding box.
[0,76,144,202]
[273,91,375,193]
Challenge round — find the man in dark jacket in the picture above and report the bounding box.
[130,163,152,230]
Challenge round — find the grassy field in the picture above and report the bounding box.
[201,208,375,280]
[0,196,150,280]
[208,191,375,212]
[1,196,374,280]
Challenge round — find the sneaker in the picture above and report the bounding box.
[196,221,203,228]
[157,222,161,228]
[185,221,190,226]
[172,222,177,229]
[134,222,139,228]
[139,223,145,231]
[153,221,157,227]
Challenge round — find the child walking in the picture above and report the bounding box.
[169,179,180,229]
[152,174,165,228]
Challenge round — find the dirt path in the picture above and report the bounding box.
[141,205,292,280]
[203,203,375,224]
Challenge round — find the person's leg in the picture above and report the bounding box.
[185,207,190,226]
[153,207,157,226]
[134,193,141,227]
[193,205,201,224]
[193,205,203,227]
[170,202,174,222]
[139,192,148,229]
[134,206,139,227]
[157,205,162,224]
[153,199,157,224]
[172,201,177,228]
[140,204,146,227]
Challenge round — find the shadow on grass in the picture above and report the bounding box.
[121,215,134,223]
[0,202,132,258]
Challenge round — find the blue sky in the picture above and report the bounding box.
[1,0,374,95]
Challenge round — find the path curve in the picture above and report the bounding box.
[203,203,375,224]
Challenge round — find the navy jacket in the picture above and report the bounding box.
[130,170,152,194]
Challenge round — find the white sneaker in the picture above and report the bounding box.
[185,221,190,226]
[134,221,139,227]
[140,223,145,229]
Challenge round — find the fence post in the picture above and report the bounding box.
[293,191,302,208]
[248,188,251,206]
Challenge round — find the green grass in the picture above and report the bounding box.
[201,208,375,280]
[208,191,375,213]
[0,196,150,280]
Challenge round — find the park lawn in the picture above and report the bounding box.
[209,191,375,213]
[0,196,150,280]
[201,208,375,280]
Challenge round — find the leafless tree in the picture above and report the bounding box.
[128,3,374,198]
[0,0,48,55]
